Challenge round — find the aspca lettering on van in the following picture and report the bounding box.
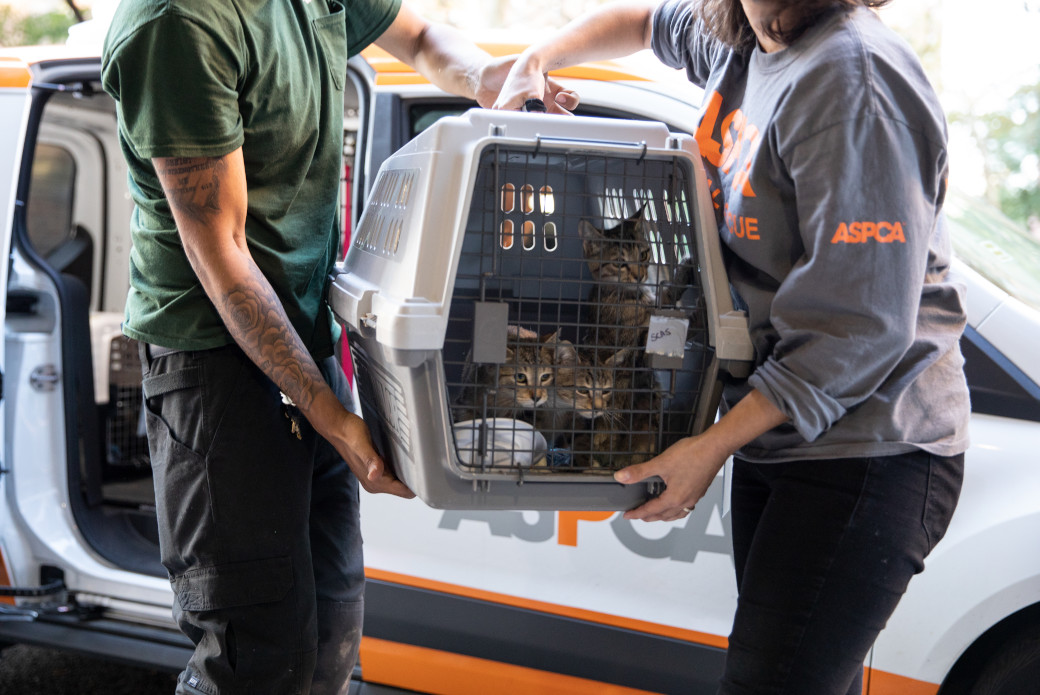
[831,220,906,244]
[437,501,733,565]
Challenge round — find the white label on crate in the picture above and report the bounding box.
[646,315,688,358]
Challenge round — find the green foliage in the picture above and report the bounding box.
[0,5,80,48]
[22,10,78,45]
[956,80,1040,227]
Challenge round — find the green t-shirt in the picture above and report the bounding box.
[102,0,401,357]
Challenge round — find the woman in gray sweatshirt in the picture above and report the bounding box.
[494,1,970,692]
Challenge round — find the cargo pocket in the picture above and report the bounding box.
[142,347,249,458]
[174,555,294,611]
[173,556,309,690]
[142,362,209,456]
[313,2,347,91]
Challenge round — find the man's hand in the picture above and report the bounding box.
[334,411,415,498]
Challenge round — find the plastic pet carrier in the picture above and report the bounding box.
[90,312,150,469]
[329,109,753,509]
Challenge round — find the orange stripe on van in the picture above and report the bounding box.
[0,549,15,606]
[864,669,940,695]
[0,56,32,89]
[365,567,729,650]
[372,64,649,88]
[366,569,943,694]
[360,636,664,695]
[362,44,650,87]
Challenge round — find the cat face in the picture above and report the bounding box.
[495,330,565,411]
[550,348,631,420]
[578,217,652,286]
[495,359,551,410]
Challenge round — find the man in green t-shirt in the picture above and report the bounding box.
[101,2,573,693]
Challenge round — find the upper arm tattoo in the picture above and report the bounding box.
[156,157,227,224]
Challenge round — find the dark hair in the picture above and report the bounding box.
[696,0,893,52]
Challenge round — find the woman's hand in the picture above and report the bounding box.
[616,389,790,522]
[614,434,729,522]
[481,54,578,114]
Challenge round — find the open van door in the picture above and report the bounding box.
[0,52,189,669]
[0,56,31,600]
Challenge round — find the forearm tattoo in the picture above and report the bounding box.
[222,264,323,412]
[156,156,322,412]
[157,157,226,223]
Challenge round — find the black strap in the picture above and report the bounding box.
[142,366,202,399]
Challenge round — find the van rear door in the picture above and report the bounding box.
[0,55,33,593]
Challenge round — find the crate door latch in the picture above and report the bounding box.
[472,302,510,363]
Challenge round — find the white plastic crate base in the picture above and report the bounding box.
[331,109,752,510]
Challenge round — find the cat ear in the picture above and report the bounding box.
[604,348,633,368]
[507,324,539,341]
[632,205,655,237]
[578,219,603,241]
[578,219,605,256]
[553,340,579,365]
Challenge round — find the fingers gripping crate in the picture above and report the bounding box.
[329,109,753,509]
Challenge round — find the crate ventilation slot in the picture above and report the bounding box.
[352,168,417,258]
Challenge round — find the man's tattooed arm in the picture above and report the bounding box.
[152,149,412,497]
[155,151,322,412]
[220,264,324,412]
[155,157,227,225]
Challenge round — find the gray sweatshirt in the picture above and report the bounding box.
[651,2,970,461]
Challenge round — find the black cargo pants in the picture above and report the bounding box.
[141,343,365,695]
[721,451,964,695]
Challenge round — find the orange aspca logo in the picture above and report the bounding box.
[831,221,906,244]
[696,91,759,201]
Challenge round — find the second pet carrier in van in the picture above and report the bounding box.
[329,109,753,510]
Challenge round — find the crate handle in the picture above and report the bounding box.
[532,135,648,162]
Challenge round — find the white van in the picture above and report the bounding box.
[0,39,1038,695]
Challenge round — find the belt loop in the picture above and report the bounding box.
[138,340,152,372]
[140,342,183,374]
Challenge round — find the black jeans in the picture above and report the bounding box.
[720,451,964,695]
[141,343,364,695]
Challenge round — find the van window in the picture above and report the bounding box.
[27,143,77,257]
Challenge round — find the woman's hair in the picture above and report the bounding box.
[696,0,893,52]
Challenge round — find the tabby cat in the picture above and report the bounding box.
[569,205,667,466]
[454,325,569,424]
[564,351,661,469]
[577,363,661,468]
[578,206,667,356]
[533,345,661,469]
